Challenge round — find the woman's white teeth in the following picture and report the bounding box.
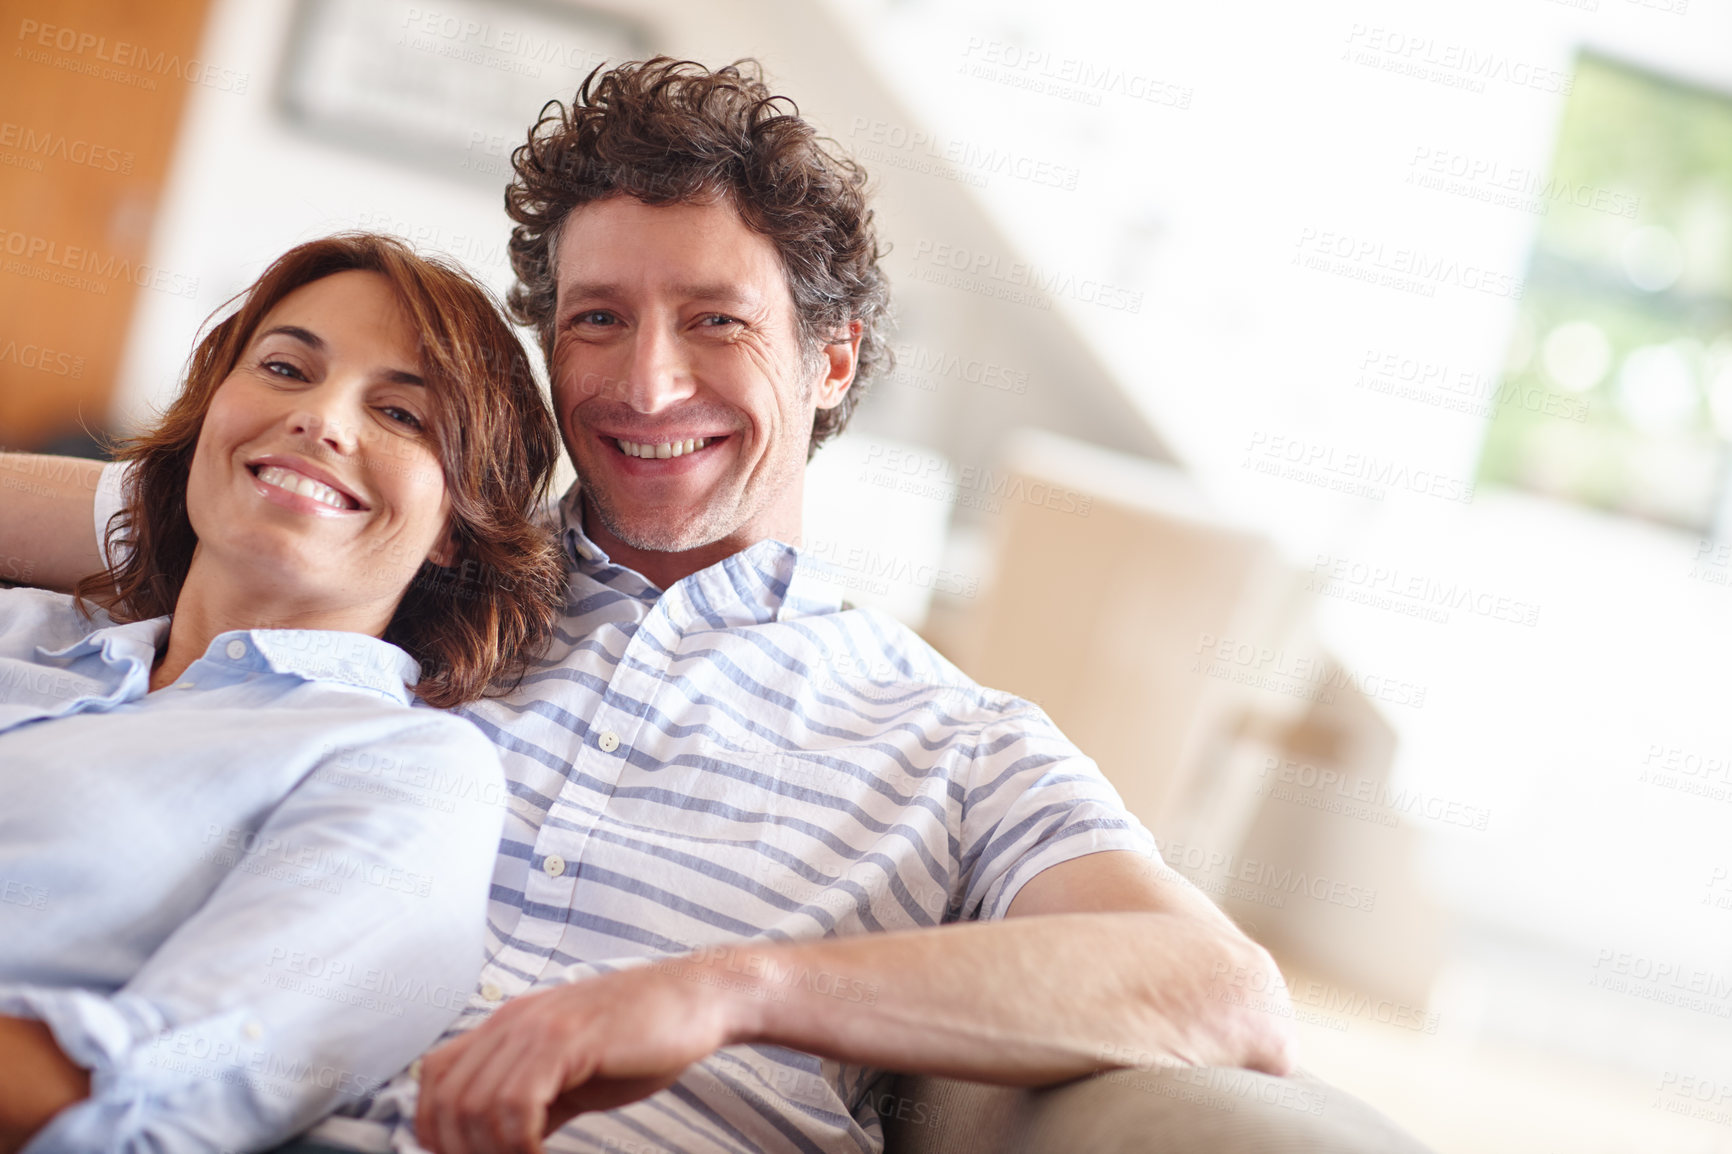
[618,437,711,459]
[257,465,352,510]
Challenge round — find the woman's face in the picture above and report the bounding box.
[183,270,452,623]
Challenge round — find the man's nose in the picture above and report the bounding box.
[621,323,698,413]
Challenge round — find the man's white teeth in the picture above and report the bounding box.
[257,465,352,510]
[617,437,711,459]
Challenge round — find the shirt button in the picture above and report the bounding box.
[175,682,195,691]
[480,982,503,1002]
[598,730,620,753]
[409,1058,423,1081]
[225,639,248,660]
[243,1021,264,1040]
[543,854,566,878]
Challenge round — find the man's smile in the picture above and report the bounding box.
[610,435,722,460]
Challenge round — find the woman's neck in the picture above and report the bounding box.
[149,550,400,692]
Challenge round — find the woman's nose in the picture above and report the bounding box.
[287,399,359,454]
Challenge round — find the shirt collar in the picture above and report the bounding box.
[35,613,168,698]
[243,630,421,703]
[556,482,845,625]
[39,614,418,704]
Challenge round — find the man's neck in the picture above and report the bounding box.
[579,495,801,593]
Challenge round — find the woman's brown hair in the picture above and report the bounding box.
[77,233,565,708]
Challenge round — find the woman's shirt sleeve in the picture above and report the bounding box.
[5,717,506,1153]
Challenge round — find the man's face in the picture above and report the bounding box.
[549,196,854,556]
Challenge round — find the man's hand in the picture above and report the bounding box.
[414,962,750,1154]
[414,852,1297,1153]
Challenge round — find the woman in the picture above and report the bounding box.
[0,234,565,1152]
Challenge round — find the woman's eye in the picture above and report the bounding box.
[573,310,615,327]
[380,406,424,431]
[261,359,306,381]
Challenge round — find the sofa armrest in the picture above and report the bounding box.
[878,1066,1436,1154]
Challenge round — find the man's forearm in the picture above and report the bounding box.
[414,857,1299,1149]
[0,453,106,592]
[684,911,1294,1085]
[0,1016,90,1152]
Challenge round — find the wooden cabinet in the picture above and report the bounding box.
[0,0,213,450]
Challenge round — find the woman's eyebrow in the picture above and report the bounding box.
[258,325,424,386]
[259,324,324,349]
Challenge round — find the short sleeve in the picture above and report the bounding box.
[955,704,1159,922]
[93,460,129,569]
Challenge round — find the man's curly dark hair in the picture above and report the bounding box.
[504,57,891,458]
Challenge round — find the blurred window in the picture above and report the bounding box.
[1480,53,1732,534]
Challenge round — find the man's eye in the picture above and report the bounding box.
[701,314,741,327]
[573,310,615,327]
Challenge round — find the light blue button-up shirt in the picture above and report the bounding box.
[0,586,507,1153]
[312,486,1158,1154]
[92,468,1155,1154]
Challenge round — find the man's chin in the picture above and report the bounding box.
[588,497,735,556]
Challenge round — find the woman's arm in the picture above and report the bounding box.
[0,454,107,592]
[0,1017,87,1153]
[1,718,505,1153]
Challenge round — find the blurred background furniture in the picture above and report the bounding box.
[880,1068,1437,1154]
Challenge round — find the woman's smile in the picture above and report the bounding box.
[248,458,368,514]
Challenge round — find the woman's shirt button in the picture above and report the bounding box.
[597,730,620,753]
[542,854,566,878]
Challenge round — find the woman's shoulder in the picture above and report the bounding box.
[296,706,506,830]
[311,702,505,783]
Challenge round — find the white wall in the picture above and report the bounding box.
[831,0,1732,1085]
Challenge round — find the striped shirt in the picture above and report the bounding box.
[98,467,1155,1154]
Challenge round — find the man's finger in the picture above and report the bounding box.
[418,1026,530,1154]
[455,1030,566,1154]
[426,1015,592,1154]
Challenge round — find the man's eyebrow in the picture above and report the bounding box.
[560,282,764,308]
[256,324,424,386]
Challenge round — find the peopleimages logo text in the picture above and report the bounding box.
[16,19,249,92]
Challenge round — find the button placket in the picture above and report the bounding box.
[519,592,675,977]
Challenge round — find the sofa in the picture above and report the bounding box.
[275,1065,1435,1153]
[879,1067,1435,1153]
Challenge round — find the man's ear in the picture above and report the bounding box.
[813,320,863,411]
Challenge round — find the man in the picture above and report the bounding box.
[0,59,1294,1153]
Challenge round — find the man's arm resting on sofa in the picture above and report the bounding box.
[0,1016,89,1152]
[0,453,106,592]
[414,851,1297,1153]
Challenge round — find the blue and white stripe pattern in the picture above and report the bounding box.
[266,482,1157,1154]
